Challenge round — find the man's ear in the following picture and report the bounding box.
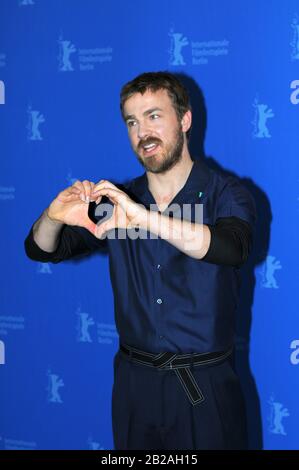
[181,110,192,133]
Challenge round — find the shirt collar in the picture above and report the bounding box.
[129,158,212,206]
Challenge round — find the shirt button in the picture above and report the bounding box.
[157,264,161,270]
[156,298,163,304]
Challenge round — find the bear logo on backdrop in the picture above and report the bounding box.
[47,370,64,404]
[252,97,274,139]
[76,307,95,343]
[87,435,104,450]
[57,33,113,72]
[58,36,76,72]
[169,29,189,66]
[268,395,290,436]
[37,262,52,274]
[259,255,282,289]
[27,105,45,141]
[168,26,230,66]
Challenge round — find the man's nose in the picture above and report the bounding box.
[137,121,151,140]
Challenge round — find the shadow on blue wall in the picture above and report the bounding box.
[180,72,271,450]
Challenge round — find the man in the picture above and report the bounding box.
[25,71,257,450]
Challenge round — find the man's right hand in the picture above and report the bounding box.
[46,180,102,234]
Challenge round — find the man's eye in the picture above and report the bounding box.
[150,114,159,120]
[127,121,136,127]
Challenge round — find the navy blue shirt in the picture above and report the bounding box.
[25,159,256,354]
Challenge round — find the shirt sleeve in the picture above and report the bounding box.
[215,175,257,229]
[24,223,107,264]
[201,176,257,268]
[201,216,253,268]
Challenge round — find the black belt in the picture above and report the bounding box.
[119,343,233,406]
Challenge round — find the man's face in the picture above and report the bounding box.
[123,89,185,174]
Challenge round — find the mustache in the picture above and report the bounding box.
[138,138,162,150]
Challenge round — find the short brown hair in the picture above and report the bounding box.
[120,71,192,140]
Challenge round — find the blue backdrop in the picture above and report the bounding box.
[0,0,298,450]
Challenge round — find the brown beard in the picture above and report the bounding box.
[133,125,184,174]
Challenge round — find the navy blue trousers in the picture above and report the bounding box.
[112,348,248,450]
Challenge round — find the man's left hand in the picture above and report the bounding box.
[91,180,147,238]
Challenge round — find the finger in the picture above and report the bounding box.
[69,188,81,196]
[66,188,81,196]
[72,180,85,192]
[95,180,112,186]
[92,186,121,198]
[92,180,118,194]
[60,187,80,199]
[91,179,105,195]
[65,193,81,201]
[71,188,81,195]
[88,181,102,202]
[94,179,105,186]
[73,180,87,201]
[57,192,81,203]
[68,181,82,191]
[82,180,93,203]
[92,187,120,204]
